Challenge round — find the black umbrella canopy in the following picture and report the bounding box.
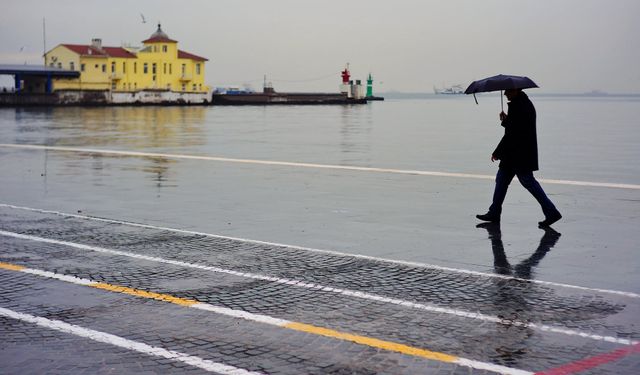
[464,74,538,94]
[465,74,539,109]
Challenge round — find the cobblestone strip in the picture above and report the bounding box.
[0,261,533,375]
[0,229,635,347]
[2,211,635,348]
[2,203,638,300]
[0,306,266,375]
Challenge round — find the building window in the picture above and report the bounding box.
[70,62,75,71]
[111,82,116,90]
[152,63,156,74]
[199,84,202,91]
[167,84,171,90]
[169,64,172,74]
[57,62,62,68]
[163,63,166,74]
[192,84,196,91]
[196,64,201,75]
[95,64,99,68]
[80,64,85,72]
[143,63,148,74]
[152,75,156,82]
[111,62,115,73]
[162,45,167,53]
[181,83,185,91]
[181,64,186,75]
[134,83,137,90]
[123,62,126,73]
[134,62,137,74]
[102,64,106,73]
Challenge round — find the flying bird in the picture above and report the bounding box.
[140,13,146,23]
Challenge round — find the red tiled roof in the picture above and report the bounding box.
[178,50,208,62]
[61,44,136,58]
[59,44,206,61]
[62,44,106,57]
[142,36,178,44]
[102,47,136,58]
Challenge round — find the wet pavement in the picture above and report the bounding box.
[1,100,640,373]
[1,205,639,374]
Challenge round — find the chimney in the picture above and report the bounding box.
[91,38,102,50]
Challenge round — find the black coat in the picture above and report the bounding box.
[493,92,539,171]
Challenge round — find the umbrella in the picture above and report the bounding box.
[464,74,538,111]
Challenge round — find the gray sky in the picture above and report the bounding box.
[1,0,639,93]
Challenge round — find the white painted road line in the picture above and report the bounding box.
[1,143,639,190]
[1,229,636,346]
[0,263,534,374]
[0,307,266,375]
[2,202,639,299]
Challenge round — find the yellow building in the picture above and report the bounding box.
[44,24,208,93]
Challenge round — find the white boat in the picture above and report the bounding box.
[434,84,464,95]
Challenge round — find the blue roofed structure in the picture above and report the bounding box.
[0,64,80,93]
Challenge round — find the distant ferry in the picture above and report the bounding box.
[434,84,464,95]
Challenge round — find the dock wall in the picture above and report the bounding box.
[0,90,210,106]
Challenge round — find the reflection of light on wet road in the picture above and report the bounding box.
[2,143,639,190]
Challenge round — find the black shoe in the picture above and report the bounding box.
[538,212,562,228]
[476,213,500,223]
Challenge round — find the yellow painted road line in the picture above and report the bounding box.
[1,228,637,347]
[0,261,533,375]
[92,283,197,306]
[284,322,457,362]
[0,261,26,271]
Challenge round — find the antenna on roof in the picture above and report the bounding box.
[42,17,46,66]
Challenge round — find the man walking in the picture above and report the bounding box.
[476,88,562,227]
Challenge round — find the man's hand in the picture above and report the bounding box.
[499,111,507,121]
[491,155,498,162]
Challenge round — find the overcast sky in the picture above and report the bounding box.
[1,0,639,93]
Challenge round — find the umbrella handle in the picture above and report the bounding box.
[501,90,504,112]
[473,93,478,105]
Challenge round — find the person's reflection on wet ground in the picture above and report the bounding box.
[476,222,561,278]
[475,223,561,367]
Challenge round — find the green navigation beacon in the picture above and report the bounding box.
[366,73,373,97]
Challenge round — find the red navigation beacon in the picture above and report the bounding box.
[341,64,351,84]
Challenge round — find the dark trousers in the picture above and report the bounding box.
[488,168,559,218]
